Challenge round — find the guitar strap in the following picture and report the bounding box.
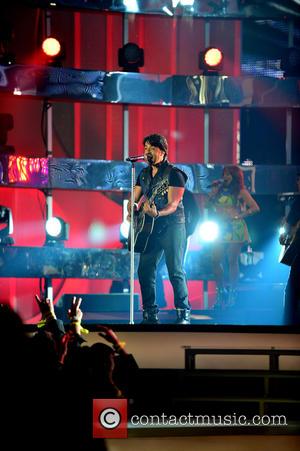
[146,164,172,202]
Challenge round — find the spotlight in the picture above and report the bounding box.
[0,205,14,245]
[120,221,130,242]
[180,0,194,5]
[120,199,130,246]
[118,42,144,72]
[279,226,285,236]
[198,220,219,242]
[199,47,223,74]
[281,47,300,77]
[123,0,139,12]
[42,37,64,66]
[45,216,69,245]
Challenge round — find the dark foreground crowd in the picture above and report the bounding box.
[0,296,139,450]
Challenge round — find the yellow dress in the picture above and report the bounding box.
[209,188,250,243]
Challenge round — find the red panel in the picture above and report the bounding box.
[210,20,240,77]
[176,108,205,163]
[209,21,241,163]
[130,15,176,74]
[177,17,205,75]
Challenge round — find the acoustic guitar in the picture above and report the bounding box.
[128,181,168,253]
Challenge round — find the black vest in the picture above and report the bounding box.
[138,161,186,229]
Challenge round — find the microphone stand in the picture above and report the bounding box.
[129,161,136,325]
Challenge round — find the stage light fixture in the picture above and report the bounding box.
[45,216,69,245]
[120,199,130,245]
[0,205,14,245]
[120,221,130,241]
[42,37,61,57]
[198,220,219,242]
[123,0,139,12]
[199,47,223,74]
[280,47,300,77]
[42,37,64,66]
[118,42,144,72]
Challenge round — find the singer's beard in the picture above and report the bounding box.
[146,154,153,164]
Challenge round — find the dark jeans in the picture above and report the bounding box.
[284,253,300,325]
[138,222,190,311]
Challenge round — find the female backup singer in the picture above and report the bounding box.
[207,165,260,308]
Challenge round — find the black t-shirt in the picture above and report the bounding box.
[136,163,187,234]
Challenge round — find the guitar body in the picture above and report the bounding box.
[128,211,155,253]
[127,179,169,253]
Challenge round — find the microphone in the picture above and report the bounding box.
[207,178,224,189]
[126,155,145,162]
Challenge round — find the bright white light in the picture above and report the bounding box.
[46,217,62,238]
[279,226,285,235]
[120,221,130,240]
[163,6,174,16]
[123,0,139,12]
[172,0,180,7]
[13,88,22,96]
[88,221,107,244]
[198,221,219,242]
[241,159,254,166]
[180,0,195,5]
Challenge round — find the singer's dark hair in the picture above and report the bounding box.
[143,134,168,155]
[222,165,244,196]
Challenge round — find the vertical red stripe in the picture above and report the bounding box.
[106,14,114,160]
[106,13,114,71]
[169,108,177,162]
[106,105,113,160]
[74,12,81,159]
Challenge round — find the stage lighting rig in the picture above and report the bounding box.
[42,36,64,67]
[118,42,144,72]
[199,47,223,75]
[198,220,220,242]
[45,216,69,245]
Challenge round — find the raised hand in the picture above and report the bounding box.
[67,296,83,322]
[35,294,56,320]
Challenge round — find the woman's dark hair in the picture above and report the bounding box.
[143,134,168,155]
[223,165,244,196]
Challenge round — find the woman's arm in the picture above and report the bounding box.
[237,189,260,219]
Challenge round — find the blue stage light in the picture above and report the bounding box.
[198,220,219,242]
